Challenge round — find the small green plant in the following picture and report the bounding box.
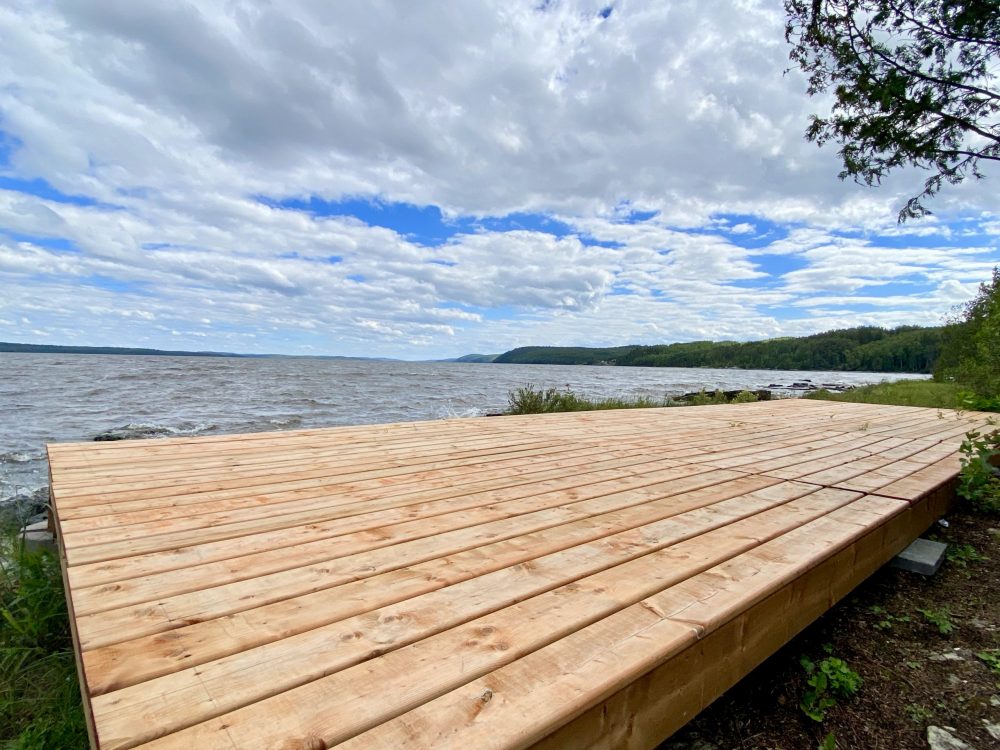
[818,731,837,750]
[869,605,910,631]
[958,429,1000,515]
[799,654,862,722]
[688,388,729,406]
[917,607,955,635]
[732,389,759,403]
[977,649,1000,676]
[905,703,933,723]
[946,543,987,568]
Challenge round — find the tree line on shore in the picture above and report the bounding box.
[494,325,947,373]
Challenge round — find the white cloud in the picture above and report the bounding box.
[0,0,997,357]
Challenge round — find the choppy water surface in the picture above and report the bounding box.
[0,353,928,502]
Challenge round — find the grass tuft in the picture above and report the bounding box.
[0,533,88,749]
[506,385,762,415]
[506,385,674,414]
[804,380,967,409]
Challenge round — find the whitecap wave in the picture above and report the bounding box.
[0,451,42,464]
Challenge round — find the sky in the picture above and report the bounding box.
[0,1,998,359]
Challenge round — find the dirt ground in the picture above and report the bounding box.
[661,505,1000,750]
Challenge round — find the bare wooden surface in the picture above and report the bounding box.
[46,399,996,750]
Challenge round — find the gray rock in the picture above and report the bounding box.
[0,486,50,528]
[927,726,974,750]
[21,526,56,555]
[929,649,966,662]
[982,721,1000,741]
[93,424,175,441]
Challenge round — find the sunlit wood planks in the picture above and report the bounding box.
[46,398,997,750]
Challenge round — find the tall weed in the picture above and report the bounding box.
[0,535,87,749]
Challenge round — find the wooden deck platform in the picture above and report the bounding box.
[46,398,997,750]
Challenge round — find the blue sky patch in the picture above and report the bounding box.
[708,213,792,249]
[0,175,104,207]
[858,224,995,250]
[256,194,580,247]
[750,252,810,278]
[2,231,78,253]
[473,212,573,237]
[257,195,462,246]
[0,130,22,167]
[81,275,145,293]
[613,203,659,223]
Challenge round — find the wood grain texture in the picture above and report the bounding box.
[46,399,996,750]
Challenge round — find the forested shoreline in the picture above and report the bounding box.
[494,325,947,373]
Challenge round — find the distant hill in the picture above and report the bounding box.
[0,341,249,357]
[493,326,947,373]
[494,346,638,366]
[0,342,398,361]
[452,353,501,363]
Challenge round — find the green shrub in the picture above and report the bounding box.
[958,429,1000,515]
[506,385,670,414]
[935,267,1000,397]
[958,391,1000,413]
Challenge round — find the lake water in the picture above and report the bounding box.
[0,353,928,503]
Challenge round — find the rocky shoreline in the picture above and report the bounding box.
[673,380,854,403]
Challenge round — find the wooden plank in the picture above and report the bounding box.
[82,476,796,694]
[874,456,962,500]
[524,488,950,750]
[71,464,743,617]
[52,419,847,513]
[62,459,686,548]
[64,458,699,568]
[115,489,860,750]
[63,451,689,588]
[73,470,771,648]
[45,399,992,750]
[335,495,908,750]
[57,442,642,524]
[62,419,831,528]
